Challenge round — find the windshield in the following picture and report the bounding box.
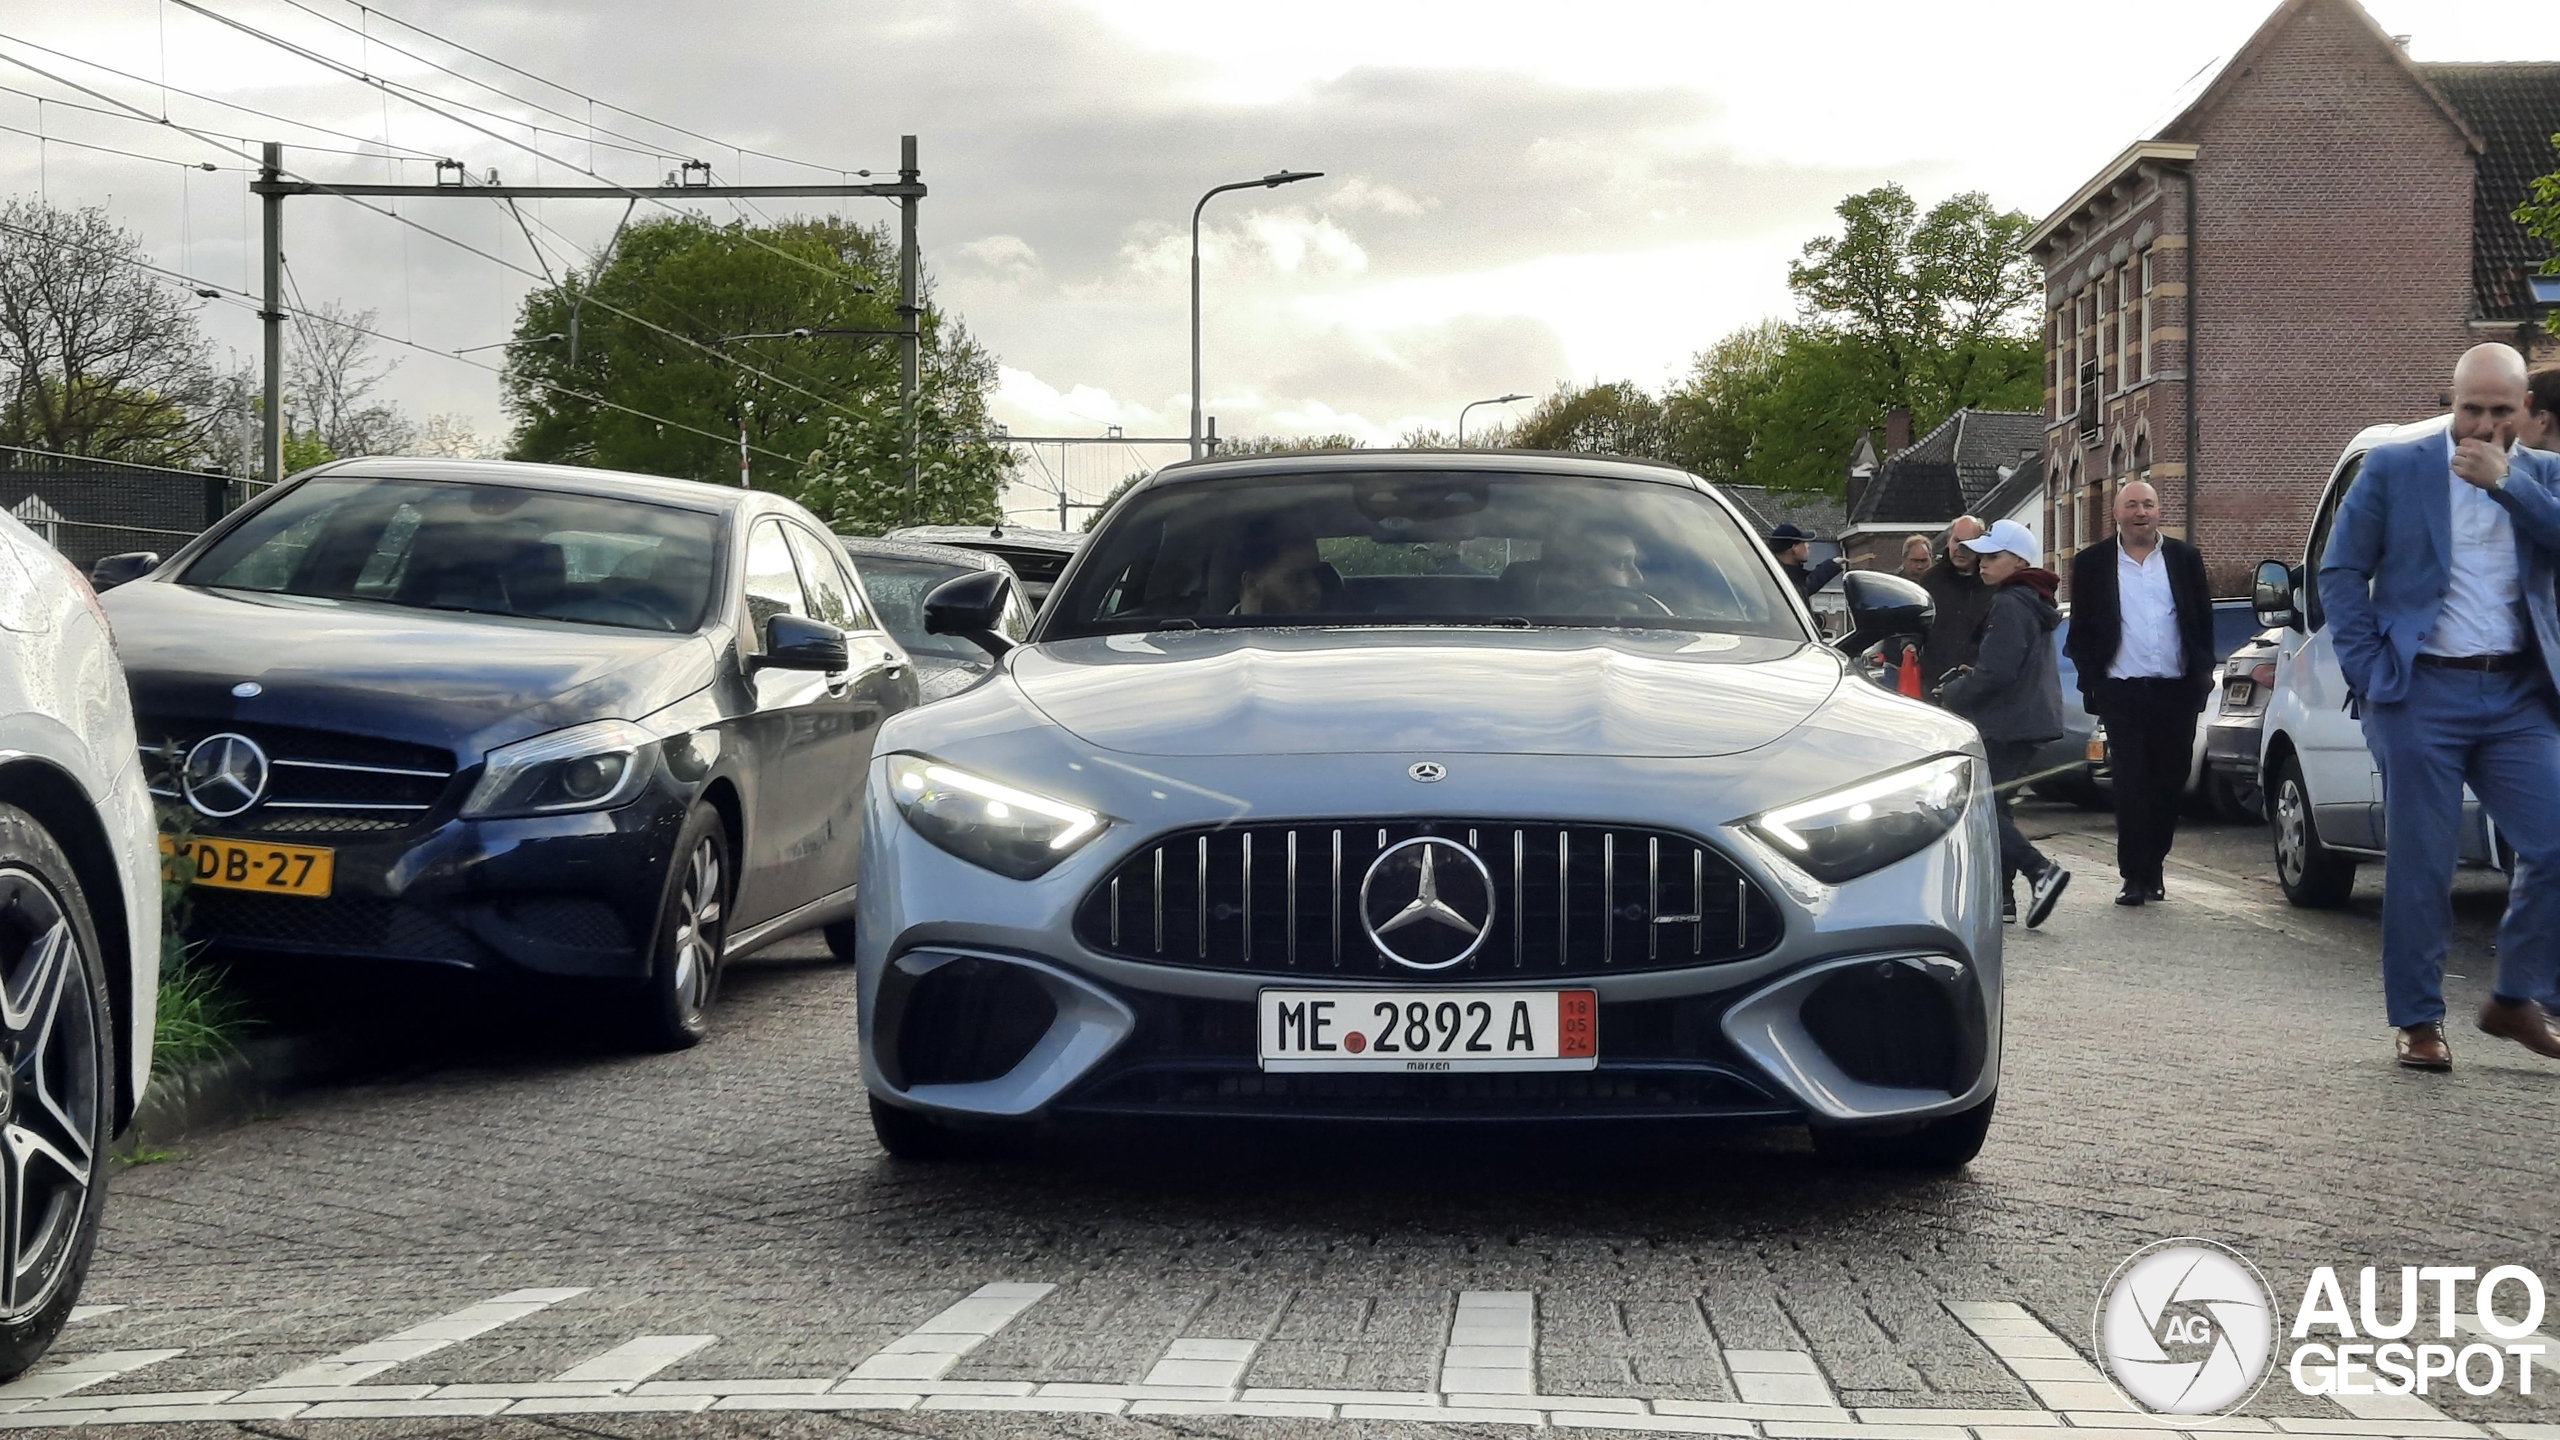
[852,554,1028,662]
[184,476,723,633]
[1044,470,1803,641]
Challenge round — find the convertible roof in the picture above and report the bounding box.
[1141,449,1707,492]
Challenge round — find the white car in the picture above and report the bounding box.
[0,515,160,1376]
[2251,413,2505,906]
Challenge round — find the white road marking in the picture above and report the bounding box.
[1440,1290,1536,1396]
[64,1308,123,1324]
[842,1281,1054,1383]
[1722,1350,1842,1411]
[550,1334,717,1387]
[1944,1300,2130,1413]
[1143,1336,1259,1392]
[248,1287,587,1390]
[0,1353,183,1413]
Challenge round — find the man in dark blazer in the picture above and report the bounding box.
[2063,479,2214,906]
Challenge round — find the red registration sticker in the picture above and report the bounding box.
[1558,989,1597,1058]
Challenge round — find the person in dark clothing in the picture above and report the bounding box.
[2062,480,2215,906]
[1916,515,1994,689]
[1767,523,1842,599]
[2525,364,2560,451]
[1938,518,2073,929]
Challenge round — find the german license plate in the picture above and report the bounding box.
[2225,679,2253,705]
[161,835,335,898]
[1259,989,1597,1073]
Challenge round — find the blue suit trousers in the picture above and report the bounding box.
[2362,665,2560,1027]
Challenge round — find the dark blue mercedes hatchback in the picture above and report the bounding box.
[101,457,917,1048]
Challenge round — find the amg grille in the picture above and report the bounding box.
[140,721,456,836]
[1074,820,1782,979]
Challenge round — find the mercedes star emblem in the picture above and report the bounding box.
[181,732,271,819]
[1358,836,1495,971]
[1408,761,1447,783]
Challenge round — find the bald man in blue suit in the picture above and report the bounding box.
[2322,344,2560,1071]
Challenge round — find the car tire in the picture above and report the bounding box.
[627,805,729,1052]
[868,1095,962,1161]
[0,805,117,1381]
[822,920,859,962]
[2271,754,2356,909]
[2207,771,2263,825]
[1812,1094,1993,1172]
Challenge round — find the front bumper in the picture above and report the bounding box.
[183,783,688,979]
[856,761,2003,1131]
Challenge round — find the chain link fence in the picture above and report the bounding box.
[0,448,270,572]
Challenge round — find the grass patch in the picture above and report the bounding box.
[151,803,255,1076]
[119,1145,181,1166]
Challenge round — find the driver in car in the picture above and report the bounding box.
[1234,522,1328,616]
[1537,527,1653,611]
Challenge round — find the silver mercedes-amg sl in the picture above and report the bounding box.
[853,451,1999,1167]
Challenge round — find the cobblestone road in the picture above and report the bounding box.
[23,802,2558,1439]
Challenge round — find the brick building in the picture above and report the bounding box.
[2029,0,2560,595]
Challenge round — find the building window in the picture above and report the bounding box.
[2138,247,2154,381]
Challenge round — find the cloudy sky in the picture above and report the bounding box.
[11,0,2557,520]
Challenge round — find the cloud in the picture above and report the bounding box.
[955,234,1041,280]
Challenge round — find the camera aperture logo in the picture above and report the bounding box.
[2096,1239,2277,1418]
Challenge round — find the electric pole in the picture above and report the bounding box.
[260,142,283,486]
[899,135,922,519]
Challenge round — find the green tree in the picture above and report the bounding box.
[2519,135,2560,275]
[1785,184,2043,422]
[1081,433,1364,532]
[502,214,997,509]
[1508,381,1668,457]
[798,320,1013,533]
[1663,323,1897,493]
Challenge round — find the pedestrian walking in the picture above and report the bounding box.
[2524,364,2560,451]
[1916,515,1993,691]
[1767,523,1842,599]
[1900,534,1935,580]
[2321,344,2560,1072]
[1937,518,2072,928]
[2063,480,2214,906]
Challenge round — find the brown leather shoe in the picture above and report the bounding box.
[2396,1022,2451,1071]
[2476,998,2560,1060]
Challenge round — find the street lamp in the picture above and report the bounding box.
[1191,169,1323,459]
[1457,393,1529,446]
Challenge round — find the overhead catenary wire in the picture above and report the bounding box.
[0,81,411,160]
[0,44,881,433]
[0,217,806,469]
[0,31,444,159]
[0,119,240,170]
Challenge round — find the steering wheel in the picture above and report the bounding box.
[1548,584,1677,619]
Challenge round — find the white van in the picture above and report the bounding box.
[2251,412,2506,906]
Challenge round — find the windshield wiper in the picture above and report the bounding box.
[1151,618,1199,631]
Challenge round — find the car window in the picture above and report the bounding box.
[186,476,722,632]
[2211,603,2260,662]
[785,527,874,633]
[846,553,1017,662]
[742,520,808,635]
[2303,453,2366,632]
[1046,470,1802,641]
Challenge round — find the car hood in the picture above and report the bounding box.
[104,582,719,759]
[1007,628,1841,758]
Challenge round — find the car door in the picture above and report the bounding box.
[2281,453,2386,851]
[783,524,913,901]
[730,517,856,928]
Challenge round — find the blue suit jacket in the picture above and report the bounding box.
[2319,435,2560,706]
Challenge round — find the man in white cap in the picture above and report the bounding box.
[1938,518,2072,927]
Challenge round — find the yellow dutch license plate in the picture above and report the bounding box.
[160,835,335,898]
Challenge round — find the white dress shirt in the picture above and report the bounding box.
[2420,433,2524,658]
[2109,540,2184,679]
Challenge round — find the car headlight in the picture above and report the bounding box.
[1745,754,1973,885]
[463,719,655,819]
[888,754,1102,879]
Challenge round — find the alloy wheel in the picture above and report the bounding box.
[2274,780,2309,886]
[669,839,723,1023]
[0,867,99,1323]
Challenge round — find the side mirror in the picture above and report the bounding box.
[756,613,849,672]
[89,552,160,591]
[2253,559,2300,631]
[1833,570,1935,657]
[923,569,1018,658]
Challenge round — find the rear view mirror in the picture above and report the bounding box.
[1834,570,1935,658]
[923,569,1018,658]
[2253,559,2300,631]
[89,552,160,591]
